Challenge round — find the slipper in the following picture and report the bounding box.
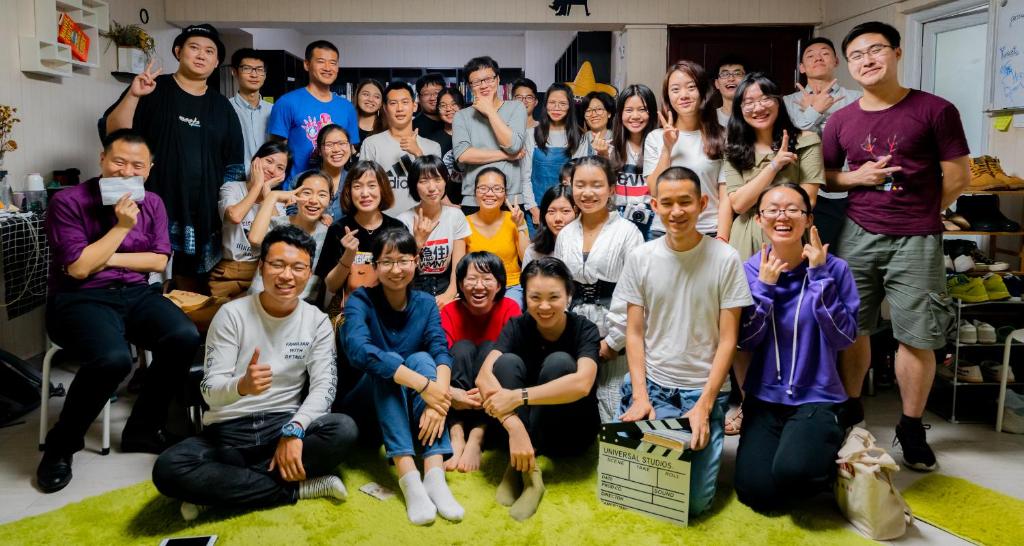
[724,407,743,436]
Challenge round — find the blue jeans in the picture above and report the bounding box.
[505,285,523,309]
[619,376,730,516]
[371,351,452,459]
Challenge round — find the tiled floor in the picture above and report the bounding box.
[1,362,1022,544]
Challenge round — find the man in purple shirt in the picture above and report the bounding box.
[37,130,200,493]
[822,22,970,472]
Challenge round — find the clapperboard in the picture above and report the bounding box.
[597,418,693,526]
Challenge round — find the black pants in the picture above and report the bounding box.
[491,351,599,457]
[152,412,358,509]
[734,397,845,511]
[812,195,848,252]
[45,284,200,455]
[449,340,494,431]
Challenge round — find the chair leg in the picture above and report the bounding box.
[101,399,111,456]
[39,347,56,452]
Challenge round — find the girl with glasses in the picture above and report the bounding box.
[435,87,467,205]
[466,167,530,307]
[579,91,615,157]
[521,83,582,234]
[313,124,353,222]
[723,73,825,261]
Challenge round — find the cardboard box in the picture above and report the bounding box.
[597,418,693,526]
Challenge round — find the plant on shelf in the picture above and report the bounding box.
[100,20,155,74]
[0,104,20,164]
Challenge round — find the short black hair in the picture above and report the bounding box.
[230,47,263,69]
[384,80,415,102]
[800,37,836,59]
[408,155,450,202]
[583,91,615,116]
[521,256,574,299]
[463,56,500,82]
[253,140,293,177]
[293,169,334,201]
[415,72,446,94]
[305,40,339,61]
[474,166,507,190]
[715,55,748,76]
[436,86,466,110]
[102,128,152,157]
[656,166,702,196]
[371,227,418,263]
[754,181,813,216]
[842,21,901,58]
[260,224,316,263]
[455,251,508,301]
[510,77,538,96]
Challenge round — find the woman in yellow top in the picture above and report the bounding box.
[723,73,825,261]
[466,166,530,307]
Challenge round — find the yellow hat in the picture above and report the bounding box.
[566,61,617,97]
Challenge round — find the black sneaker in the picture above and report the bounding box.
[894,422,937,472]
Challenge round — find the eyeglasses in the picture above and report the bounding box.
[419,91,440,99]
[740,96,778,112]
[439,103,460,113]
[266,261,310,274]
[324,141,350,150]
[718,70,745,80]
[759,208,808,219]
[238,65,266,75]
[514,94,536,103]
[585,107,607,115]
[469,75,498,88]
[847,43,893,63]
[463,277,498,288]
[546,101,570,111]
[376,258,416,269]
[476,186,506,195]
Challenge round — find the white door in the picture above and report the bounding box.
[921,9,988,155]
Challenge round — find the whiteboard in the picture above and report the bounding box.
[990,0,1024,110]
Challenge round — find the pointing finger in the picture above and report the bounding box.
[780,129,790,151]
[875,155,892,168]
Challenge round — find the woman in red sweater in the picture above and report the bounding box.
[441,251,521,472]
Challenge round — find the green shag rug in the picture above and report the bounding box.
[0,446,871,546]
[903,475,1024,546]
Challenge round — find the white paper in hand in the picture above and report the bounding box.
[98,176,145,206]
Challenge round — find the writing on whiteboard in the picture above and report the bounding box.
[1001,46,1019,60]
[1001,61,1024,100]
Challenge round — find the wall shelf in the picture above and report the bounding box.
[20,0,108,79]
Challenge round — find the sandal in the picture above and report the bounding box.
[724,407,743,436]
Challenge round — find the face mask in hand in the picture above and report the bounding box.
[98,176,146,206]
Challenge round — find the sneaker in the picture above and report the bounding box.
[937,356,955,380]
[968,157,1003,190]
[981,360,1016,382]
[981,155,1024,189]
[956,362,985,383]
[894,422,937,471]
[944,254,955,272]
[968,248,1009,272]
[948,274,989,303]
[982,273,1011,301]
[1003,274,1023,301]
[953,254,976,273]
[972,320,997,344]
[958,320,978,344]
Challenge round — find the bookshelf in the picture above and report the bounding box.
[332,67,525,102]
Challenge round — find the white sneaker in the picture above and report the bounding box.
[956,362,985,383]
[953,254,976,273]
[944,254,955,272]
[958,320,978,344]
[972,320,997,344]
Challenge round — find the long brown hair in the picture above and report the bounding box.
[661,60,725,159]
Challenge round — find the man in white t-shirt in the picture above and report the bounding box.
[154,225,357,521]
[360,81,442,216]
[615,166,752,517]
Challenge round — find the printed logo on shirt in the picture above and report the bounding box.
[419,238,451,274]
[179,115,201,128]
[616,164,648,198]
[860,132,903,192]
[387,156,416,194]
[302,113,333,146]
[353,251,373,265]
[284,340,311,361]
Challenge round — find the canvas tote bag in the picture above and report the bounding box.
[835,427,913,540]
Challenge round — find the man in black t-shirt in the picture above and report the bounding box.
[103,24,244,288]
[413,72,446,136]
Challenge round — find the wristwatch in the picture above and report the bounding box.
[281,421,305,440]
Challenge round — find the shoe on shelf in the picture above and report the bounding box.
[982,273,1012,301]
[958,320,978,344]
[981,155,1024,189]
[942,218,960,231]
[972,320,997,343]
[945,210,971,230]
[967,248,1009,272]
[981,360,1016,382]
[968,157,1004,190]
[937,357,955,380]
[997,325,1018,343]
[955,194,1021,232]
[894,422,937,471]
[944,254,955,272]
[956,361,985,383]
[953,254,977,273]
[948,274,989,303]
[1003,274,1023,301]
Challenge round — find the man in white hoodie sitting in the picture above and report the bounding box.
[153,225,357,520]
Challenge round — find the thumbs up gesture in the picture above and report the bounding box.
[400,128,424,157]
[237,349,273,396]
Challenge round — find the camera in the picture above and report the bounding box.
[624,203,653,225]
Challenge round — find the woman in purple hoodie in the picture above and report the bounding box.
[733,182,859,511]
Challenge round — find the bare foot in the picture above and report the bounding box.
[456,426,484,473]
[445,423,466,472]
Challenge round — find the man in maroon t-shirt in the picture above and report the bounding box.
[822,21,970,472]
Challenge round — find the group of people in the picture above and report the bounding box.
[36,18,970,527]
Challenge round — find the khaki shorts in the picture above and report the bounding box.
[837,218,954,350]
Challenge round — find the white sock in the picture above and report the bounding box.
[398,470,436,525]
[180,502,204,522]
[423,466,464,521]
[299,475,348,501]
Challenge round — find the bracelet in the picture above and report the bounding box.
[500,414,514,426]
[418,377,431,394]
[521,387,529,406]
